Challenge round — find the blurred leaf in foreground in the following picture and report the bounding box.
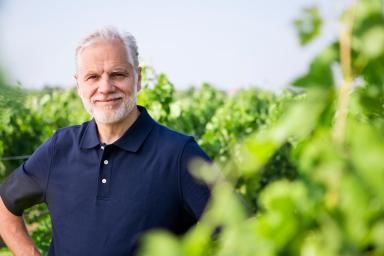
[294,6,323,46]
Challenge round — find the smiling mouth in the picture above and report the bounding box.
[94,97,122,104]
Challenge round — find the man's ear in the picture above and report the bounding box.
[137,67,142,92]
[74,74,81,96]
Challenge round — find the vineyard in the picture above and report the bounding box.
[1,1,384,255]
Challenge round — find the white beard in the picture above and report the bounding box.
[80,87,137,124]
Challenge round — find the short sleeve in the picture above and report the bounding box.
[0,134,55,216]
[179,138,211,221]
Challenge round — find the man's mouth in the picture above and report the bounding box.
[94,97,123,103]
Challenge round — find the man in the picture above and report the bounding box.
[0,27,211,255]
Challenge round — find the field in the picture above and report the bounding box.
[1,1,384,255]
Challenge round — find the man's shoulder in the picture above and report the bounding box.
[151,122,211,163]
[55,120,89,135]
[138,106,195,150]
[52,120,92,146]
[153,122,195,146]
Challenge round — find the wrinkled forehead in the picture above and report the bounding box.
[76,39,131,73]
[77,36,124,55]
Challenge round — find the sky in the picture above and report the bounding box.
[0,0,348,91]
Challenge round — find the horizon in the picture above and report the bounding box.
[0,0,347,92]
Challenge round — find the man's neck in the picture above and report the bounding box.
[95,107,140,145]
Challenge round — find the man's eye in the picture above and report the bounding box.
[86,75,97,81]
[112,73,127,78]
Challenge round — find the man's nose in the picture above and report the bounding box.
[98,75,115,94]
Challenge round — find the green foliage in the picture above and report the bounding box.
[0,88,88,176]
[139,85,384,255]
[294,6,323,46]
[139,1,384,255]
[1,1,384,255]
[24,204,52,254]
[167,83,226,139]
[138,66,175,125]
[199,89,275,163]
[0,75,24,118]
[0,68,292,253]
[292,45,338,89]
[0,248,12,256]
[0,86,88,253]
[0,75,24,176]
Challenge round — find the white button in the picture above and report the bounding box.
[104,160,108,165]
[101,146,105,150]
[102,178,107,184]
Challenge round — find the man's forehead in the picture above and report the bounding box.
[78,65,131,74]
[77,38,125,55]
[76,39,131,73]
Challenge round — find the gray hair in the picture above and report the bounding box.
[75,27,139,73]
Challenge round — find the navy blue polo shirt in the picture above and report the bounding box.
[0,106,211,255]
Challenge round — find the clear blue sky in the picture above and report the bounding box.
[0,0,347,91]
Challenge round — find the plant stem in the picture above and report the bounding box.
[333,2,356,144]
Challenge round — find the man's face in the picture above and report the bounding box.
[75,39,141,124]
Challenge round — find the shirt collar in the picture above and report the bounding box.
[80,105,156,152]
[80,118,99,149]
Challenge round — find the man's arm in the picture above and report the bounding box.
[180,139,211,220]
[0,196,41,256]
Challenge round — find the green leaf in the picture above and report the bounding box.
[360,25,384,59]
[292,46,337,89]
[138,231,181,256]
[294,6,323,46]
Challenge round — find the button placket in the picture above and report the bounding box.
[98,145,112,198]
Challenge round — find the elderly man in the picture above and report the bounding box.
[0,27,211,255]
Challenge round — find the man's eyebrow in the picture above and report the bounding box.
[110,68,129,73]
[83,71,99,77]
